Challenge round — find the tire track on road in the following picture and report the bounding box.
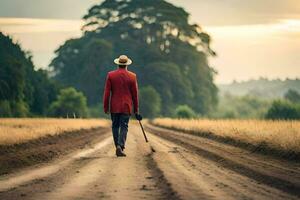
[146,124,300,199]
[39,124,178,200]
[0,135,112,193]
[0,124,179,200]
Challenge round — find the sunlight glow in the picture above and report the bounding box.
[0,18,83,33]
[206,19,300,38]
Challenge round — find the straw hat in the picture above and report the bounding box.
[114,55,132,65]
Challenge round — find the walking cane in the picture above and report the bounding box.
[137,117,155,152]
[138,119,148,143]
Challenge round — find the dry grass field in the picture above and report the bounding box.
[1,119,300,199]
[152,118,300,154]
[0,118,109,145]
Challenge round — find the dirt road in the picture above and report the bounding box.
[0,123,300,200]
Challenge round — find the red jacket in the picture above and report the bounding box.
[103,68,139,114]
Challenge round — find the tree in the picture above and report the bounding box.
[48,87,88,118]
[50,0,218,116]
[284,89,300,104]
[51,38,113,105]
[0,59,25,101]
[265,100,300,120]
[212,93,272,119]
[0,32,59,117]
[175,105,196,119]
[0,101,12,117]
[139,86,161,118]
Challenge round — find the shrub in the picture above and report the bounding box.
[284,89,300,104]
[265,100,300,120]
[48,87,88,118]
[175,105,196,119]
[139,86,161,118]
[0,100,12,117]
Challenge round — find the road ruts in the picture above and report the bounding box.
[145,123,300,200]
[1,122,299,200]
[0,124,177,200]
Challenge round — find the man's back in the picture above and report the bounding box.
[103,55,139,157]
[103,68,138,114]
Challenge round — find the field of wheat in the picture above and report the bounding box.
[152,118,300,153]
[0,118,109,145]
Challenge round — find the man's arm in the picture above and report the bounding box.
[103,74,111,114]
[131,75,139,114]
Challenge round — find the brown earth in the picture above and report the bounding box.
[0,122,299,200]
[0,127,109,175]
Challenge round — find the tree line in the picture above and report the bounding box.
[212,89,300,120]
[0,32,88,118]
[1,0,298,120]
[2,0,218,118]
[50,0,218,118]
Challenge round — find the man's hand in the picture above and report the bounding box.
[135,113,143,121]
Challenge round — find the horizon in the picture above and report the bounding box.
[218,76,300,86]
[0,0,300,84]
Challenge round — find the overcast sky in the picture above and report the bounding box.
[0,0,300,83]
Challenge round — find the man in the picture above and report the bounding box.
[103,55,142,157]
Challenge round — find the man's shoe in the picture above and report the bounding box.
[116,146,126,157]
[120,150,126,157]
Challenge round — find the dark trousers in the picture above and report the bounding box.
[111,113,130,149]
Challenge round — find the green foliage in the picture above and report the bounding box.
[284,89,300,104]
[175,105,196,119]
[219,78,300,99]
[0,100,29,118]
[88,104,110,118]
[51,0,218,116]
[51,38,113,105]
[142,62,194,115]
[48,87,88,118]
[212,93,271,119]
[0,32,60,117]
[139,86,161,118]
[0,101,12,117]
[265,100,300,120]
[0,59,25,101]
[10,100,29,117]
[213,92,300,120]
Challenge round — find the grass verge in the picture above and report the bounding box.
[150,118,300,161]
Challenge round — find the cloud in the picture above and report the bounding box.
[0,18,83,33]
[0,18,83,69]
[1,0,300,26]
[1,1,299,82]
[0,0,100,19]
[207,19,300,39]
[169,0,300,26]
[206,19,300,83]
